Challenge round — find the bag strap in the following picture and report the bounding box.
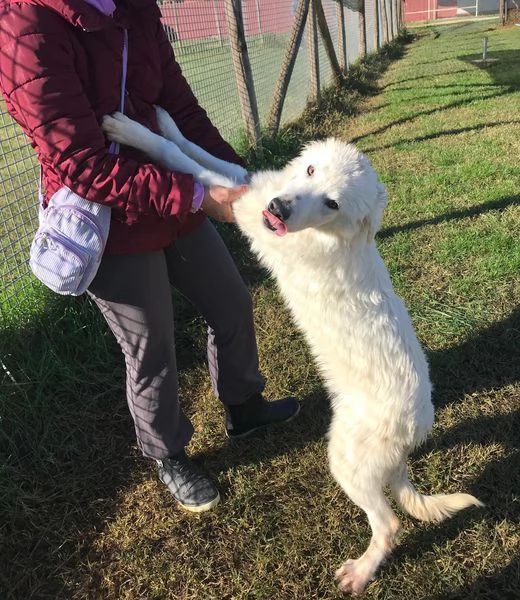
[109,28,129,155]
[39,28,129,206]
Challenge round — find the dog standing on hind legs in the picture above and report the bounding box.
[102,109,483,596]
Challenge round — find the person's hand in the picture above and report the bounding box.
[201,184,248,223]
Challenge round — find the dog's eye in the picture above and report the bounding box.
[325,198,339,210]
[307,165,315,177]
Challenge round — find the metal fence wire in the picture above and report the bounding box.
[0,0,399,318]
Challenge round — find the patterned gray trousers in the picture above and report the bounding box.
[88,219,265,459]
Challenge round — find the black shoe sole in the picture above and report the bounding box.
[225,403,301,439]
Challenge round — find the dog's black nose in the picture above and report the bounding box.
[268,197,291,222]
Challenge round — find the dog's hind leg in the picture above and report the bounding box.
[154,106,248,183]
[329,444,401,595]
[102,112,234,187]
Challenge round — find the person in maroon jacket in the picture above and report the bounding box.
[0,0,300,512]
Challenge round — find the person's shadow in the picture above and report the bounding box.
[0,293,141,598]
[387,302,519,592]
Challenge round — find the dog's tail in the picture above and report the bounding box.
[389,463,483,523]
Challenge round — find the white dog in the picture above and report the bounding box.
[102,109,483,595]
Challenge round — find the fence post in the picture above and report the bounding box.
[315,0,342,83]
[381,0,389,44]
[224,0,263,153]
[499,0,506,25]
[267,0,310,135]
[308,0,320,102]
[374,0,380,50]
[336,1,347,71]
[387,0,393,40]
[358,0,367,58]
[213,0,223,46]
[254,0,264,42]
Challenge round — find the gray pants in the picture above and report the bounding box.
[88,220,265,459]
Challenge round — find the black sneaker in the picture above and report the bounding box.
[156,451,220,513]
[225,393,300,439]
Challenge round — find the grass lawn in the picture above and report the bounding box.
[1,20,519,600]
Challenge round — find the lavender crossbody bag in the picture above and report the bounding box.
[29,29,128,296]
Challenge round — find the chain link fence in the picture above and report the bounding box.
[0,0,400,320]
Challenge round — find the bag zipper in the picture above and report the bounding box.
[38,226,89,268]
[49,204,105,244]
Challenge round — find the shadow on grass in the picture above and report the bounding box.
[390,449,520,599]
[378,193,520,240]
[427,306,520,519]
[0,293,138,599]
[428,557,520,600]
[459,49,520,86]
[363,118,520,153]
[385,307,520,595]
[0,260,329,599]
[429,306,520,410]
[381,67,472,89]
[358,48,520,151]
[350,86,518,146]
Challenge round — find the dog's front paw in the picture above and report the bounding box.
[101,112,146,146]
[101,113,128,144]
[335,559,373,596]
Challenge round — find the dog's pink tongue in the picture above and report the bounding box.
[262,210,288,237]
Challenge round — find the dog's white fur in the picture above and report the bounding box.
[102,107,248,187]
[102,109,483,596]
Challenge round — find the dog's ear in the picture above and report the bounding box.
[360,215,376,242]
[360,183,387,242]
[377,182,388,210]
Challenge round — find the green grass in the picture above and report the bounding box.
[1,22,520,599]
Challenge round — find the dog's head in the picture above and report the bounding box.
[259,139,387,242]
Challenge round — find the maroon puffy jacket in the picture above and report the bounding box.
[0,0,244,254]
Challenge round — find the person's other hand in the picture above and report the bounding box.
[201,185,248,223]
